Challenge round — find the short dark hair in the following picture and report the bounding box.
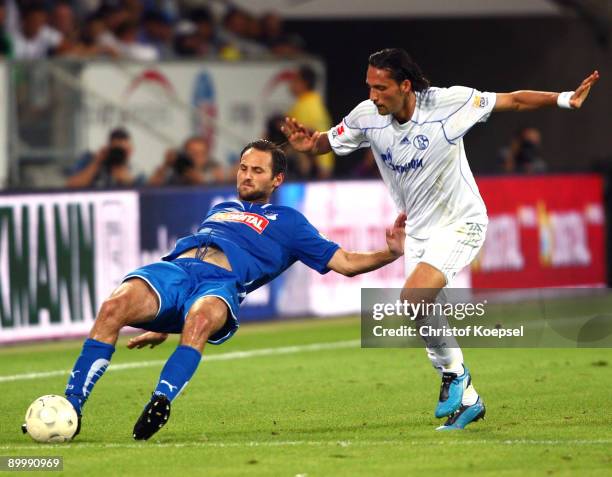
[368,48,430,92]
[240,139,287,177]
[108,127,130,142]
[297,65,317,90]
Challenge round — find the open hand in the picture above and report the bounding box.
[570,70,599,109]
[386,213,407,257]
[281,117,321,153]
[127,332,168,349]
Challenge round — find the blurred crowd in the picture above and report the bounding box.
[0,0,306,61]
[65,127,225,188]
[2,1,548,189]
[63,63,374,189]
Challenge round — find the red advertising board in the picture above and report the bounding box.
[472,174,606,288]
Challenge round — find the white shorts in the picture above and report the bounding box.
[404,222,487,286]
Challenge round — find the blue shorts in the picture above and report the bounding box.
[123,258,242,345]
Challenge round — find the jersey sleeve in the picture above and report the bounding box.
[291,212,340,274]
[327,104,370,156]
[441,86,497,143]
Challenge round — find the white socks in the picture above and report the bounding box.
[417,312,479,406]
[418,312,464,374]
[462,383,479,406]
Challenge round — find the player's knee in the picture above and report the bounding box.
[190,312,223,339]
[97,295,130,329]
[186,305,226,341]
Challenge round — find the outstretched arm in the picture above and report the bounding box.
[327,213,406,277]
[494,70,599,112]
[281,117,332,155]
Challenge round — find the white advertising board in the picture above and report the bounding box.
[0,191,139,343]
[277,182,407,316]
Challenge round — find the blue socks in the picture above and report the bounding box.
[153,345,202,401]
[65,338,115,415]
[65,341,200,414]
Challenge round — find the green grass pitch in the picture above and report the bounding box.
[1,317,611,476]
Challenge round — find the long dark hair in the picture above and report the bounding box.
[368,48,430,92]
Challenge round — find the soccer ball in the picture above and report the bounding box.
[23,395,79,443]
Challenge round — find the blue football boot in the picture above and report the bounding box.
[434,365,471,418]
[436,397,486,431]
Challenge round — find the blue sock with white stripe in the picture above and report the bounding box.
[153,345,201,401]
[65,339,115,415]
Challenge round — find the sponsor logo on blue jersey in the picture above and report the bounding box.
[413,135,429,150]
[381,148,423,174]
[208,211,270,234]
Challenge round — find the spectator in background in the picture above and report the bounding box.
[218,7,267,60]
[66,127,144,188]
[138,9,174,59]
[78,12,120,57]
[113,20,159,60]
[260,11,304,57]
[49,1,114,58]
[50,1,77,45]
[98,4,130,33]
[122,0,144,25]
[12,3,66,59]
[499,127,547,174]
[149,136,224,186]
[189,7,219,56]
[287,65,335,179]
[245,12,262,44]
[172,19,202,57]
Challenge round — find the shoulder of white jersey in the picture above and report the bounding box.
[415,86,476,122]
[343,100,391,130]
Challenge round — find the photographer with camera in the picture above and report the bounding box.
[66,127,143,188]
[498,127,547,174]
[148,136,224,186]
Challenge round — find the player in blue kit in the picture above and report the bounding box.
[60,139,406,440]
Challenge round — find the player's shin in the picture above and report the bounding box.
[418,314,480,407]
[418,312,464,375]
[65,338,115,415]
[152,345,202,401]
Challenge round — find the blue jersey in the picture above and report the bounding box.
[163,200,340,293]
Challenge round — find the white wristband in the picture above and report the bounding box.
[557,91,574,109]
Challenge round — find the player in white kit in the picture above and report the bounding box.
[282,48,599,430]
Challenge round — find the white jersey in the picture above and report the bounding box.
[328,86,496,239]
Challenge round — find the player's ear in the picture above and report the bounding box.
[273,172,284,188]
[400,79,412,94]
